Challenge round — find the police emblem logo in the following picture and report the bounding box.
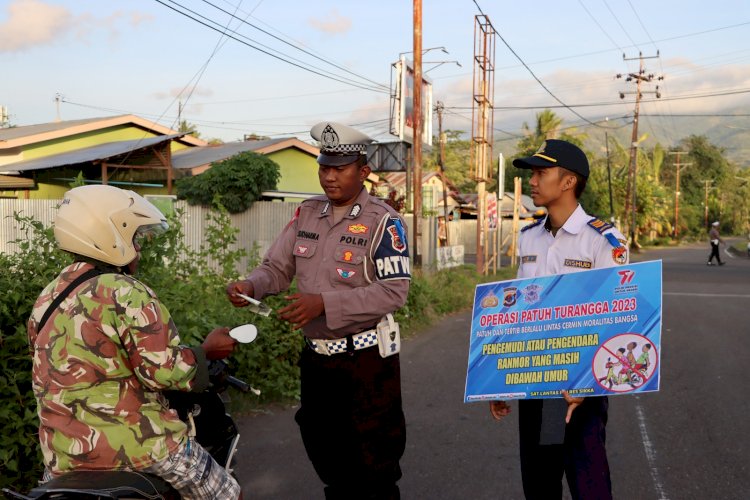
[321,124,339,149]
[348,223,368,234]
[480,291,499,308]
[343,250,353,262]
[336,268,356,279]
[387,226,406,252]
[521,284,543,304]
[296,245,309,255]
[503,287,518,307]
[612,241,628,264]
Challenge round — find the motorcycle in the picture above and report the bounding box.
[2,324,259,500]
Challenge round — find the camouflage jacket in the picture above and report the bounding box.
[27,261,207,474]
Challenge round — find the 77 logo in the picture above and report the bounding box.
[618,269,636,285]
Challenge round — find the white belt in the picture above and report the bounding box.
[306,329,378,355]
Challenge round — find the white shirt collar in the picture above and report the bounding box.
[560,204,588,235]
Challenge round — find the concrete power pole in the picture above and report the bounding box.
[617,52,663,247]
[436,101,451,244]
[668,151,692,238]
[412,0,423,266]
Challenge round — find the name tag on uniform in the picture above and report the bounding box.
[521,255,537,263]
[564,258,592,269]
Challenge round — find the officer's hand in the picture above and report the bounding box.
[226,280,254,307]
[278,293,324,329]
[202,327,237,360]
[489,400,512,421]
[561,390,584,423]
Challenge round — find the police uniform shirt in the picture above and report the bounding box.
[245,187,410,340]
[518,204,629,279]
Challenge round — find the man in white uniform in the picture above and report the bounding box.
[489,139,628,500]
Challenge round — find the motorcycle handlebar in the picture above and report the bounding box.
[226,375,251,393]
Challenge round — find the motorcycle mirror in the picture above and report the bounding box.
[229,324,258,344]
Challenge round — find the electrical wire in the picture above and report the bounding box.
[153,0,389,94]
[199,0,389,90]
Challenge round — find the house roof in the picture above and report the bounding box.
[0,115,206,149]
[0,174,34,189]
[0,134,183,173]
[171,137,319,170]
[461,192,545,217]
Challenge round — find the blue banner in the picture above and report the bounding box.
[464,260,662,402]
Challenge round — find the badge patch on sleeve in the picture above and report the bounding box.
[374,217,411,280]
[336,268,356,279]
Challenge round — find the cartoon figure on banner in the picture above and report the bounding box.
[593,333,659,393]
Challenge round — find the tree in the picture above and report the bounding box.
[176,151,280,213]
[506,110,587,198]
[178,120,201,139]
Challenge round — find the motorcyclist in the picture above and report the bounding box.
[27,185,241,499]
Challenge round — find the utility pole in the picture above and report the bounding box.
[605,132,614,223]
[617,52,663,247]
[471,15,496,274]
[54,93,63,122]
[668,151,692,238]
[412,0,423,266]
[436,101,450,244]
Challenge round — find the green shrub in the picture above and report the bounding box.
[0,208,511,490]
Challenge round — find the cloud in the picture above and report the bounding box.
[152,86,215,101]
[0,0,71,52]
[0,0,153,52]
[308,9,352,35]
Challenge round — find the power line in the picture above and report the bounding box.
[603,0,640,50]
[153,0,388,94]
[491,23,621,129]
[199,0,388,90]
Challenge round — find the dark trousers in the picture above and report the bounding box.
[708,242,722,264]
[295,345,406,500]
[518,397,612,500]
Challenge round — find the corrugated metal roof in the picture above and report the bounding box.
[0,174,34,188]
[172,139,289,170]
[0,116,113,142]
[0,134,182,173]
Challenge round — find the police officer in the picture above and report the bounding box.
[226,122,410,499]
[488,139,628,500]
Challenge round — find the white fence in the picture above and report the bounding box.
[2,200,489,273]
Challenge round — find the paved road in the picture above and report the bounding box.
[235,241,750,499]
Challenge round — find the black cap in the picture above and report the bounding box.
[512,139,589,179]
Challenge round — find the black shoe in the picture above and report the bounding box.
[719,262,726,266]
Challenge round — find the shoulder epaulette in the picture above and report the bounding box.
[587,218,624,248]
[521,218,544,232]
[586,218,614,234]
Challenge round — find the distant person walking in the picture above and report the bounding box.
[707,221,726,266]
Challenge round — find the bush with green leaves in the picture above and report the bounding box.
[0,206,511,491]
[175,151,280,213]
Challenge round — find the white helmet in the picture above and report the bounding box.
[54,185,168,267]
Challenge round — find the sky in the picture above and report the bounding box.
[1,0,750,150]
